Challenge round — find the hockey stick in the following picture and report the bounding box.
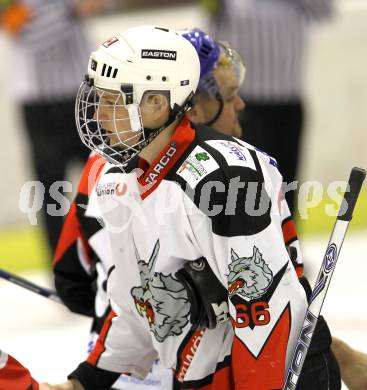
[283,167,366,390]
[0,268,62,304]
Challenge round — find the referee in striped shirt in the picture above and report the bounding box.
[1,0,108,254]
[208,0,333,214]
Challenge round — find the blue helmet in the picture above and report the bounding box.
[181,28,220,95]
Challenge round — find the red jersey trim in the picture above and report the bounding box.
[52,201,92,267]
[77,154,106,196]
[232,304,291,389]
[282,218,297,246]
[295,264,304,278]
[87,309,117,366]
[0,353,39,390]
[53,203,78,265]
[180,355,233,389]
[53,154,104,265]
[175,328,205,383]
[138,117,196,199]
[196,364,232,390]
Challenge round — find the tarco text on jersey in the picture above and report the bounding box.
[144,145,177,185]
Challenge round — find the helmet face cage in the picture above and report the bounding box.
[195,40,246,99]
[192,40,246,127]
[217,41,246,92]
[76,80,147,165]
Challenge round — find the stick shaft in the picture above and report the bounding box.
[283,167,366,389]
[0,268,62,304]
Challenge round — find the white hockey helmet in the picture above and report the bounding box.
[76,25,200,165]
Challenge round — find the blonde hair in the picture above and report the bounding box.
[216,51,232,68]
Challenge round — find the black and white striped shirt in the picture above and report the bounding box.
[9,0,91,103]
[210,0,333,102]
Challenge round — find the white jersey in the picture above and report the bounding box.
[54,152,173,390]
[75,118,308,389]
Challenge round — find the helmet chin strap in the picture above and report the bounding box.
[108,93,195,165]
[143,111,179,139]
[203,92,224,127]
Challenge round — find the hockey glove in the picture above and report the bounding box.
[175,257,229,329]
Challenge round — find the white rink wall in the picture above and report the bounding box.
[0,0,367,226]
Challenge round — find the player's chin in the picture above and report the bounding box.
[232,122,243,138]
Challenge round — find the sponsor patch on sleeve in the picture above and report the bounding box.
[205,140,256,171]
[176,146,219,188]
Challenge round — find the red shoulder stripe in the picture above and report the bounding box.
[53,154,104,265]
[77,154,106,196]
[52,202,91,267]
[296,264,304,278]
[282,219,297,246]
[53,202,79,265]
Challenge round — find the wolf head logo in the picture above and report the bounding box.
[227,246,273,301]
[131,240,191,343]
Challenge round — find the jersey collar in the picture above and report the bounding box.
[138,117,195,199]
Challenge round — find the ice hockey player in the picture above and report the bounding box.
[52,28,247,390]
[43,26,340,389]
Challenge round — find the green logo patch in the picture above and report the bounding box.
[195,152,209,161]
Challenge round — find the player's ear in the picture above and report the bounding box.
[140,93,169,118]
[186,100,206,125]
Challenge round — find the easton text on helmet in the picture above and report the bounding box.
[141,49,177,61]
